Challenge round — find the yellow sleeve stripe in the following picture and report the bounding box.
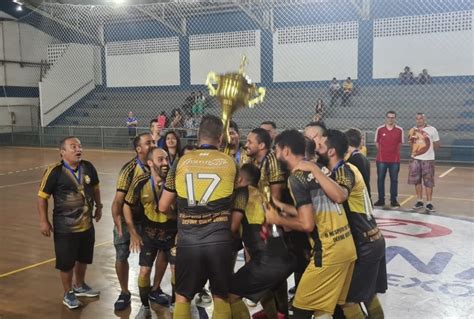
[39,162,61,192]
[38,191,50,200]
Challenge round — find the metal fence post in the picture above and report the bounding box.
[101,127,105,149]
[39,126,44,147]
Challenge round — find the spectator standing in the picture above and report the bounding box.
[342,77,353,106]
[374,111,404,208]
[345,128,372,201]
[329,77,341,107]
[417,69,432,84]
[170,108,185,137]
[408,113,440,213]
[163,130,183,168]
[150,119,165,148]
[157,111,167,129]
[126,111,138,137]
[37,136,102,309]
[399,66,415,84]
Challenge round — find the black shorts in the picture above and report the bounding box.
[176,242,233,300]
[230,237,295,302]
[346,239,388,302]
[139,233,176,268]
[54,227,95,272]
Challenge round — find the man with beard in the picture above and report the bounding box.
[159,115,238,319]
[37,136,102,309]
[245,128,285,200]
[111,133,157,311]
[265,130,357,319]
[123,148,177,319]
[298,130,387,319]
[245,127,291,317]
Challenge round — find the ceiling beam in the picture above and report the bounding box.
[134,5,185,36]
[236,2,271,31]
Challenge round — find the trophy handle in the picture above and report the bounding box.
[248,87,266,107]
[206,72,219,96]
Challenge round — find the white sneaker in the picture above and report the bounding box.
[244,298,257,307]
[135,305,151,319]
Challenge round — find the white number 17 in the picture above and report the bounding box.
[185,173,221,206]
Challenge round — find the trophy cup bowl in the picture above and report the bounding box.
[206,56,265,154]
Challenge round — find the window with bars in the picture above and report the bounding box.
[106,37,180,56]
[277,21,359,45]
[373,10,472,37]
[189,30,257,50]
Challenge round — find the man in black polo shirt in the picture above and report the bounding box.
[37,136,102,309]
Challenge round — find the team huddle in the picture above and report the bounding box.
[38,115,387,319]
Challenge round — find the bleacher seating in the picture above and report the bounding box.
[51,82,473,137]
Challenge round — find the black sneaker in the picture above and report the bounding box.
[114,292,131,311]
[412,201,424,210]
[149,289,170,306]
[373,200,385,207]
[390,201,400,208]
[425,203,435,213]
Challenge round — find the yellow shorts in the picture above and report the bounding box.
[293,260,355,315]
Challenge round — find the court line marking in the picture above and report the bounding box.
[0,240,112,279]
[0,180,42,189]
[439,167,456,178]
[400,195,415,206]
[0,164,50,176]
[371,192,474,202]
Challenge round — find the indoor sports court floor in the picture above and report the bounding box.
[0,146,472,319]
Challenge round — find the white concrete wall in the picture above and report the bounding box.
[190,30,261,84]
[373,30,474,78]
[0,21,57,87]
[40,44,96,126]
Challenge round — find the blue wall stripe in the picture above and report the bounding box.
[1,86,39,98]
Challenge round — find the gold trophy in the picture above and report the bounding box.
[262,185,280,238]
[206,56,266,154]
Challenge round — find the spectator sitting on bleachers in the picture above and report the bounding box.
[184,112,199,138]
[182,91,195,114]
[329,77,341,106]
[399,66,415,84]
[313,98,325,121]
[342,77,353,106]
[192,91,206,117]
[417,69,432,84]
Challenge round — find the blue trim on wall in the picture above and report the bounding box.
[273,1,359,27]
[1,86,39,97]
[358,20,373,84]
[180,35,190,89]
[260,30,273,86]
[371,0,472,19]
[104,20,179,42]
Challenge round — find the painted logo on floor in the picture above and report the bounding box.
[375,210,473,318]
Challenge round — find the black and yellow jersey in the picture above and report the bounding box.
[165,146,237,247]
[288,168,357,267]
[333,162,384,260]
[255,151,286,192]
[125,172,177,240]
[116,157,147,223]
[231,185,266,258]
[38,160,99,233]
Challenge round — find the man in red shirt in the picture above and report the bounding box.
[374,111,404,208]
